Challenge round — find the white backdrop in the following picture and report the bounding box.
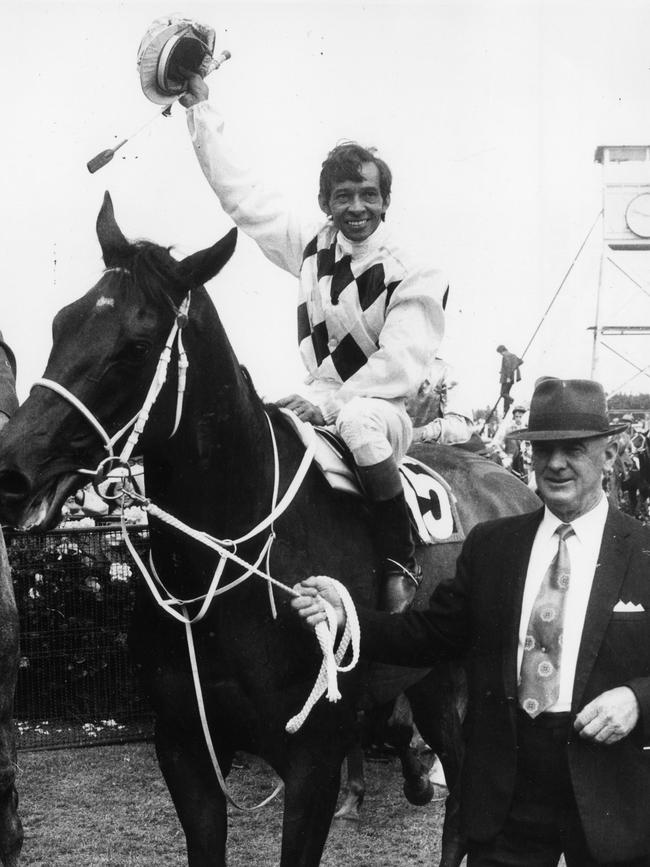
[3,0,650,410]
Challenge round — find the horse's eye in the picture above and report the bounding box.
[125,342,151,362]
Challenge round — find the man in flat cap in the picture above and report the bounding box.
[294,377,650,865]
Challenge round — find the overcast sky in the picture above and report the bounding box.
[3,0,650,411]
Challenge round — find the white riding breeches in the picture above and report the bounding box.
[333,396,413,468]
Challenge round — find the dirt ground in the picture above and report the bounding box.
[16,741,451,866]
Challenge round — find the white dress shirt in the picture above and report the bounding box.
[517,495,609,712]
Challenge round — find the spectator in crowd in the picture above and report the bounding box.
[504,404,527,478]
[406,358,475,447]
[497,344,523,414]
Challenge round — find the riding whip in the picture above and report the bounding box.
[87,15,231,174]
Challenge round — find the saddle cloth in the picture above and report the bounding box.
[280,409,463,544]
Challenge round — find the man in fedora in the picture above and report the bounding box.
[293,377,650,865]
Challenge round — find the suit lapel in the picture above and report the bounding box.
[571,506,632,711]
[501,508,544,700]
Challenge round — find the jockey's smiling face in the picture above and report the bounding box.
[320,162,390,243]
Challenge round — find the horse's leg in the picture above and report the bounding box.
[280,735,347,867]
[154,720,229,867]
[386,694,434,806]
[0,535,22,867]
[406,664,467,867]
[334,711,366,821]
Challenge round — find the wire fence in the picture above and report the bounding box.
[6,523,154,751]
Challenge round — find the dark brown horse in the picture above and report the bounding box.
[0,194,537,866]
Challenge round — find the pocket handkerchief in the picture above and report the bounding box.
[613,600,645,613]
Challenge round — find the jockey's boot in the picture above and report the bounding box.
[373,492,422,613]
[357,457,422,614]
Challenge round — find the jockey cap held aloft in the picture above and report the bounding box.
[137,16,218,105]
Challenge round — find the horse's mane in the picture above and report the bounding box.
[240,364,281,419]
[104,246,280,425]
[103,240,186,306]
[239,365,300,433]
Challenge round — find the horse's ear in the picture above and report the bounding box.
[175,228,238,288]
[96,191,130,266]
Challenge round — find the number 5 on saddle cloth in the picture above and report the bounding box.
[281,409,464,546]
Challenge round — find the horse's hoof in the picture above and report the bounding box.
[334,808,361,822]
[429,756,447,787]
[334,792,363,821]
[403,775,434,806]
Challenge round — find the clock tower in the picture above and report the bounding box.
[594,145,650,249]
[591,145,650,385]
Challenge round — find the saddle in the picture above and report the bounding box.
[280,410,464,545]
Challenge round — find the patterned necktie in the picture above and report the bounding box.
[519,523,575,718]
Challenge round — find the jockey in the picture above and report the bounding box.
[406,358,475,447]
[180,75,448,613]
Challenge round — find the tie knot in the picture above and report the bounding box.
[555,523,574,541]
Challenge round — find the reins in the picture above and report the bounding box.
[32,287,360,810]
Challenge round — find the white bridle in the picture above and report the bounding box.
[31,284,360,809]
[34,292,192,472]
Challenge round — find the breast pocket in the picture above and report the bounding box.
[602,614,650,678]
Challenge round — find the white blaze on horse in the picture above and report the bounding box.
[0,194,538,866]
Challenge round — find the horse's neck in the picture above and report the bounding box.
[147,299,278,538]
[143,403,300,599]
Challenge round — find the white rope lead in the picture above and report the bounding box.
[124,498,361,734]
[183,605,284,811]
[285,578,360,734]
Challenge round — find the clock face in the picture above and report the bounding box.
[625,192,650,238]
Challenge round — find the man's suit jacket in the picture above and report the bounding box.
[359,505,650,860]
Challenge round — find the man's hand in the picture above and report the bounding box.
[276,394,325,425]
[291,577,346,631]
[179,71,209,108]
[0,412,9,433]
[574,686,640,744]
[412,420,441,444]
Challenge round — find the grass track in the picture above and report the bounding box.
[17,742,447,866]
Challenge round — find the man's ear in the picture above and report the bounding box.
[318,193,330,216]
[604,439,619,472]
[382,194,391,213]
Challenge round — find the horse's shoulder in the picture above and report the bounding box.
[466,508,542,543]
[409,442,540,524]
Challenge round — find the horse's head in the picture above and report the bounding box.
[0,192,237,530]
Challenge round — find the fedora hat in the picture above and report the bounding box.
[137,16,217,105]
[510,377,628,442]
